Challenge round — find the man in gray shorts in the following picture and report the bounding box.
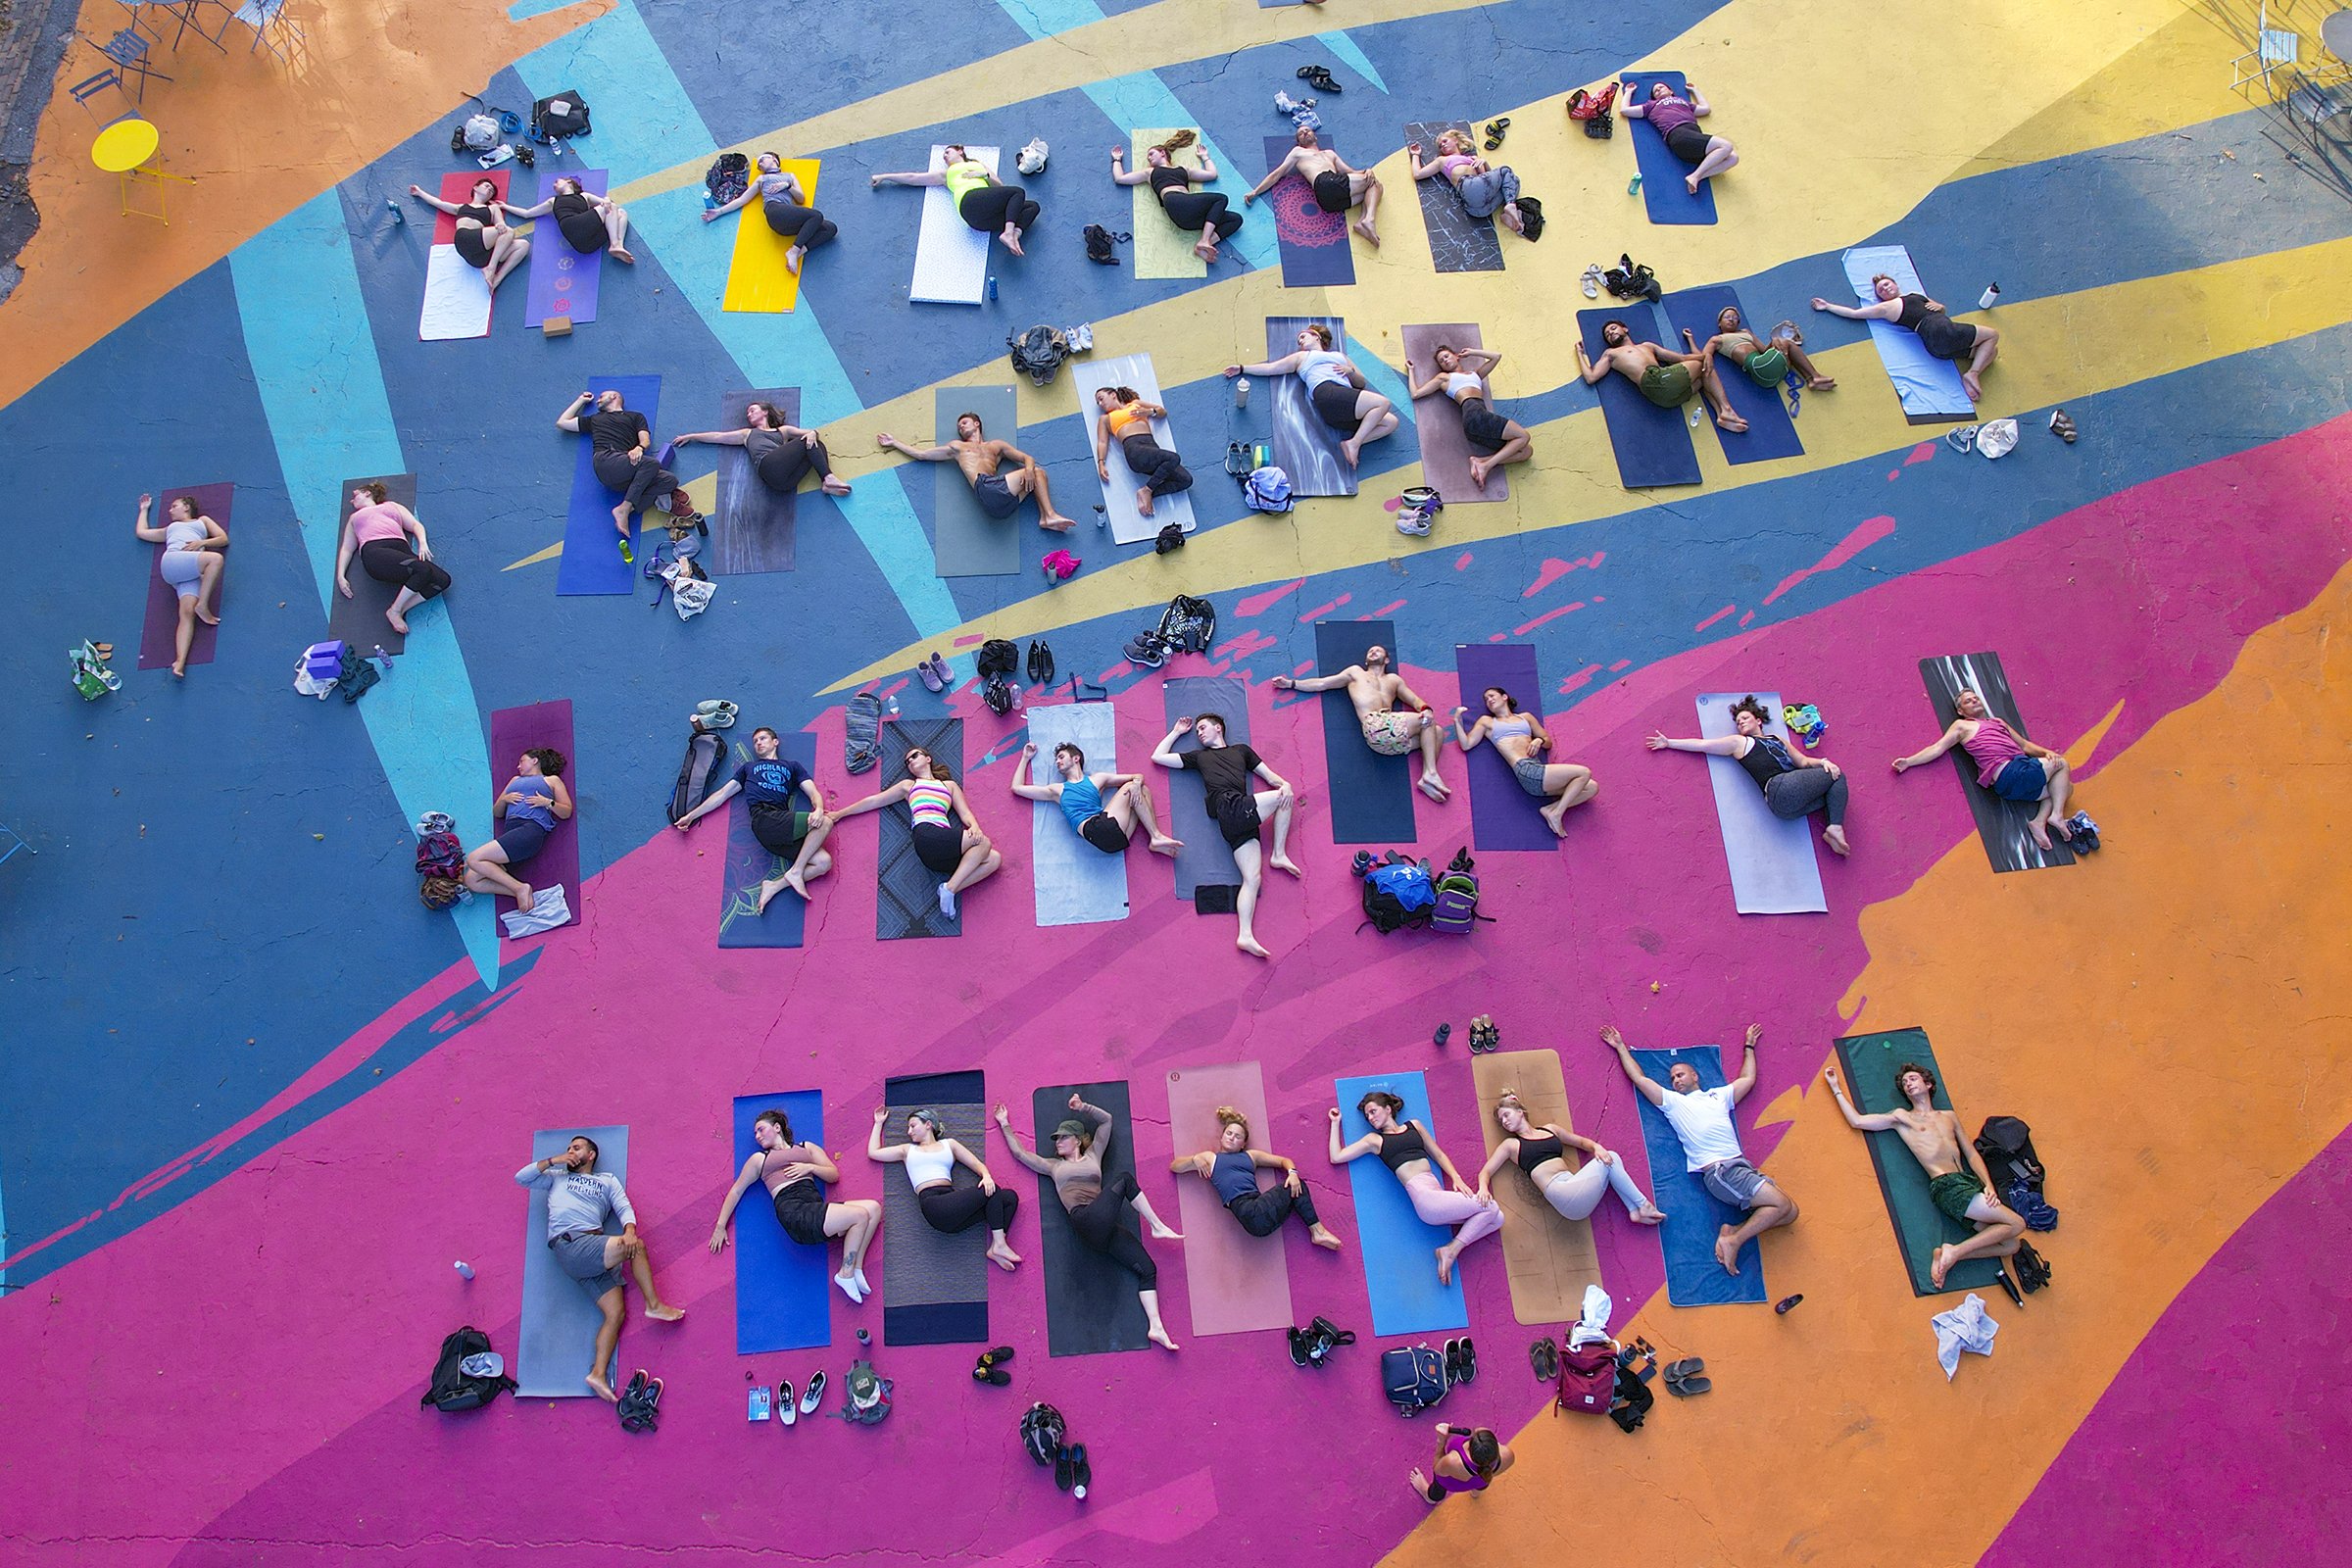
[876,412,1076,531]
[515,1135,685,1401]
[1602,1023,1797,1275]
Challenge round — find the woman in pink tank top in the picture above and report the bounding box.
[1892,687,2079,850]
[1410,1423,1512,1503]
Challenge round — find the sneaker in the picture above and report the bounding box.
[925,653,952,688]
[1122,632,1167,668]
[917,659,944,693]
[799,1371,826,1414]
[694,700,739,729]
[779,1377,798,1426]
[1068,1443,1092,1499]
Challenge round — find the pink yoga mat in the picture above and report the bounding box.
[487,699,580,930]
[1165,1062,1296,1336]
[135,482,232,671]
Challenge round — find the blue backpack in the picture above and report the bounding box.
[1242,466,1294,514]
[1359,856,1436,934]
[1380,1345,1448,1416]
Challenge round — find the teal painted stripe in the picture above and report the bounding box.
[1316,32,1388,94]
[229,192,499,988]
[508,0,582,17]
[1345,332,1414,417]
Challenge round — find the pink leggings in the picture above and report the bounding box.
[1402,1173,1503,1248]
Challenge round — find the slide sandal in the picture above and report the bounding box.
[1663,1357,1705,1382]
[1484,118,1510,150]
[1069,1443,1093,1499]
[1530,1337,1558,1380]
[1666,1371,1712,1396]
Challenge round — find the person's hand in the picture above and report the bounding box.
[776,1161,816,1183]
[1221,366,1241,379]
[1407,142,1422,159]
[1285,1168,1303,1196]
[1891,757,1910,773]
[138,492,153,508]
[1823,1064,1843,1093]
[1272,676,1294,690]
[876,431,898,448]
[873,1105,889,1123]
[1683,328,1696,348]
[1531,734,1549,754]
[625,449,642,465]
[1809,297,1832,312]
[808,808,829,829]
[1173,715,1193,729]
[416,543,432,561]
[1097,461,1109,482]
[1821,760,1841,780]
[673,814,694,833]
[980,1173,998,1197]
[1241,189,1254,206]
[1328,1107,1344,1124]
[708,1226,729,1253]
[1450,1176,1477,1199]
[1595,1148,1619,1166]
[1644,730,1671,751]
[1744,1023,1763,1052]
[410,184,426,197]
[1067,1092,1083,1111]
[1600,1024,1626,1050]
[1473,1182,1491,1203]
[1110,146,1124,160]
[994,1102,1010,1124]
[701,208,718,223]
[802,430,819,448]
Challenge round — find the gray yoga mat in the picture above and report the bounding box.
[1695,691,1828,913]
[1265,316,1354,497]
[710,387,799,574]
[1161,676,1250,899]
[875,716,965,939]
[880,1072,993,1346]
[329,472,417,655]
[1403,120,1503,273]
[1400,322,1508,503]
[515,1124,629,1397]
[932,385,1021,576]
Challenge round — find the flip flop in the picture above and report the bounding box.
[1665,1372,1711,1396]
[1298,65,1341,93]
[1663,1357,1705,1382]
[1581,262,1602,299]
[1530,1337,1559,1380]
[2048,408,2078,443]
[1945,424,1980,454]
[1484,117,1510,150]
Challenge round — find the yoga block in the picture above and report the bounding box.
[303,641,346,680]
[542,314,573,337]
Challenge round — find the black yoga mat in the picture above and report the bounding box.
[1918,653,2076,872]
[1402,120,1503,273]
[1312,619,1418,845]
[875,716,966,939]
[1032,1080,1153,1357]
[710,387,798,574]
[880,1071,993,1346]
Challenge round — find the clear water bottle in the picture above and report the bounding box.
[454,1260,475,1280]
[1978,282,2000,310]
[1234,376,1250,410]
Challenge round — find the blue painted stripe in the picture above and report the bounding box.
[229,191,499,988]
[1316,31,1387,93]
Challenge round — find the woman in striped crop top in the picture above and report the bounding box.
[836,745,1003,919]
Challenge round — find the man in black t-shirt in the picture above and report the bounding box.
[673,725,834,910]
[1152,711,1298,959]
[559,389,682,551]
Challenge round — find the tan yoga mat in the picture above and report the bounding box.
[1472,1049,1603,1325]
[1165,1061,1296,1336]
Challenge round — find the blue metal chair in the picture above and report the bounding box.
[233,0,304,61]
[68,69,129,121]
[96,29,172,101]
[157,0,233,53]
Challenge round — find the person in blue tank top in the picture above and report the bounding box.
[1009,740,1182,858]
[1169,1105,1342,1250]
[463,746,572,911]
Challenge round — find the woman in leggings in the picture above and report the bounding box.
[1407,128,1526,235]
[133,492,226,678]
[1648,694,1851,856]
[1453,687,1596,837]
[559,389,680,549]
[675,399,853,500]
[334,482,450,636]
[702,152,836,275]
[1169,1105,1342,1250]
[408,176,528,289]
[1476,1091,1665,1228]
[1411,1425,1513,1505]
[871,143,1037,257]
[1405,343,1534,490]
[997,1094,1182,1350]
[1330,1093,1502,1286]
[1223,323,1398,470]
[711,1107,883,1304]
[502,174,635,264]
[834,745,1002,919]
[1109,129,1242,264]
[867,1105,1022,1271]
[1090,385,1193,519]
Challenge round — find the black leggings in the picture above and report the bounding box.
[359,538,451,601]
[918,1182,1019,1236]
[1160,188,1242,242]
[592,451,678,514]
[958,183,1039,236]
[1227,1180,1320,1238]
[756,438,833,495]
[1119,433,1193,497]
[762,197,838,251]
[1065,1171,1155,1287]
[1762,766,1849,828]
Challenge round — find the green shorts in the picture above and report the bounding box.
[1639,362,1694,408]
[1929,1170,1984,1225]
[1744,345,1788,387]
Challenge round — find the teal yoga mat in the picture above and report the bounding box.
[932,386,1021,576]
[1833,1028,2005,1298]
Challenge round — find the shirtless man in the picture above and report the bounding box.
[1244,125,1384,246]
[1685,305,1836,395]
[1010,740,1182,858]
[1602,1023,1796,1274]
[1577,319,1746,432]
[1825,1061,2025,1288]
[1272,644,1450,801]
[878,413,1076,532]
[1152,712,1300,959]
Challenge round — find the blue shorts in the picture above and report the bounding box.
[1699,1156,1771,1209]
[1991,755,2047,803]
[495,819,551,863]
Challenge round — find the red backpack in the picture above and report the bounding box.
[1553,1340,1616,1415]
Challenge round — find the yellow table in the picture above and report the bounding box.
[91,118,191,223]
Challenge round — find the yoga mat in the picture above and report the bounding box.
[1576,306,1702,489]
[1842,245,1975,421]
[1070,352,1196,546]
[555,372,660,596]
[731,1091,832,1353]
[1025,702,1130,928]
[1623,72,1717,225]
[1401,120,1502,273]
[1132,129,1207,279]
[1472,1050,1605,1325]
[932,385,1021,576]
[1629,1048,1768,1306]
[1165,1061,1295,1337]
[329,473,416,655]
[1919,653,2076,872]
[880,1071,992,1346]
[488,699,581,929]
[874,716,963,940]
[136,480,231,671]
[419,169,509,341]
[910,144,998,306]
[1161,676,1250,899]
[1659,285,1803,463]
[1032,1081,1153,1356]
[1399,322,1507,503]
[1834,1028,2006,1298]
[1453,643,1559,852]
[720,156,821,314]
[1265,315,1355,497]
[710,387,799,575]
[1313,620,1418,846]
[1336,1069,1469,1337]
[522,168,607,328]
[515,1123,628,1397]
[1695,691,1827,914]
[1259,135,1354,287]
[716,730,819,949]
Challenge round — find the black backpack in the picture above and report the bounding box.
[1083,223,1125,265]
[975,639,1019,679]
[668,725,732,825]
[1006,325,1070,386]
[1154,522,1186,555]
[1973,1115,2045,1198]
[2011,1239,2053,1295]
[705,151,750,208]
[1155,594,1216,654]
[420,1326,515,1413]
[1603,252,1661,303]
[530,92,591,141]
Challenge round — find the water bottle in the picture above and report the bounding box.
[386,198,406,225]
[454,1261,475,1280]
[985,274,998,303]
[1627,173,1642,196]
[884,695,900,718]
[1978,282,2000,310]
[1234,376,1250,410]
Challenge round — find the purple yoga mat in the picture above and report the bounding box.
[1455,643,1559,851]
[136,481,232,671]
[1259,135,1354,287]
[524,170,608,328]
[488,699,581,930]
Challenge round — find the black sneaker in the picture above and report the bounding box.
[1458,1336,1478,1383]
[1443,1339,1463,1384]
[1068,1444,1092,1499]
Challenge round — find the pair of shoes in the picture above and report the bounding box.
[1297,64,1341,93]
[1443,1337,1479,1385]
[1663,1357,1711,1396]
[1529,1337,1559,1381]
[1026,639,1055,685]
[1483,116,1510,149]
[2063,811,2100,852]
[1467,1015,1499,1054]
[616,1369,663,1432]
[973,1346,1017,1386]
[1054,1442,1094,1498]
[2048,408,2078,443]
[1123,631,1168,669]
[1582,262,1603,299]
[693,699,739,729]
[1946,424,1980,454]
[916,652,951,692]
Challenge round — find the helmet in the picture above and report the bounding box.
[1019,1402,1066,1466]
[1015,137,1049,176]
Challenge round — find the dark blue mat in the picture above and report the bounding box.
[1313,620,1418,845]
[716,730,818,949]
[1576,307,1701,489]
[1631,1048,1767,1305]
[557,373,662,596]
[1625,71,1718,225]
[1660,285,1803,463]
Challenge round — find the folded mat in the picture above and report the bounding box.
[418,168,509,342]
[911,144,998,305]
[1165,1061,1296,1337]
[515,1123,628,1396]
[1336,1069,1470,1336]
[1401,120,1502,273]
[1453,642,1560,852]
[879,1072,994,1346]
[1069,352,1197,546]
[1623,71,1717,225]
[1630,1047,1767,1305]
[1833,1028,2006,1298]
[555,372,660,596]
[931,385,1021,576]
[1399,322,1508,503]
[1032,1080,1154,1356]
[1313,619,1419,845]
[1659,284,1803,463]
[487,698,580,929]
[1025,701,1130,927]
[329,473,416,655]
[1259,134,1354,287]
[731,1091,832,1352]
[1472,1049,1605,1324]
[522,167,607,327]
[1265,315,1356,497]
[1841,244,1975,421]
[721,156,821,313]
[136,480,231,671]
[716,730,818,949]
[1575,305,1701,489]
[1918,653,2076,872]
[875,716,964,939]
[710,387,799,575]
[1160,676,1250,898]
[1694,690,1826,914]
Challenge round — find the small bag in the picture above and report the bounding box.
[1154,522,1187,555]
[420,1326,516,1413]
[1082,223,1124,266]
[705,151,750,207]
[1381,1345,1449,1416]
[1515,194,1544,241]
[661,559,713,620]
[1241,466,1294,514]
[1015,137,1050,176]
[1603,252,1661,303]
[530,92,591,142]
[1553,1341,1617,1415]
[453,113,503,153]
[1006,324,1071,385]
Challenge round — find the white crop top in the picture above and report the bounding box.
[1443,370,1484,400]
[904,1140,956,1187]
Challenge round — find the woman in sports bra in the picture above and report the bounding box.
[1405,343,1534,489]
[1109,129,1244,264]
[1222,323,1399,470]
[871,142,1039,257]
[835,746,1003,919]
[1410,1424,1513,1504]
[1090,385,1195,519]
[867,1106,1021,1271]
[1476,1091,1664,1228]
[1406,127,1527,235]
[502,174,635,264]
[1649,693,1852,856]
[997,1094,1183,1350]
[1169,1104,1343,1250]
[710,1106,884,1304]
[674,398,853,500]
[1812,271,2000,401]
[407,176,530,290]
[1329,1092,1502,1286]
[1453,687,1597,837]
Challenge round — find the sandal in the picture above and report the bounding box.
[1665,1372,1711,1396]
[1298,65,1341,93]
[1582,262,1602,299]
[1483,117,1510,150]
[1945,424,1980,454]
[2048,408,2078,443]
[1530,1337,1559,1381]
[1663,1357,1705,1382]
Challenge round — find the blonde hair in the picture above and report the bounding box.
[1437,129,1470,155]
[1213,1105,1250,1144]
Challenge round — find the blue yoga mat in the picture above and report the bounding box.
[1624,72,1717,225]
[522,168,607,327]
[1576,308,1700,489]
[1314,620,1418,845]
[716,730,818,949]
[1025,702,1130,927]
[1336,1070,1469,1336]
[1162,676,1250,899]
[1660,285,1803,463]
[1841,245,1974,421]
[1260,135,1355,287]
[731,1091,833,1353]
[1629,1049,1768,1305]
[1265,316,1356,496]
[557,373,660,595]
[516,1124,629,1396]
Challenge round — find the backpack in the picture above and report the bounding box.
[1429,848,1491,934]
[1360,855,1437,934]
[1019,1401,1067,1466]
[844,690,884,775]
[1380,1344,1448,1416]
[530,92,591,142]
[836,1358,893,1425]
[705,151,750,208]
[1006,324,1070,385]
[1083,223,1124,265]
[1608,1360,1654,1432]
[1569,82,1618,139]
[1553,1341,1616,1415]
[1242,465,1294,514]
[668,725,732,826]
[1975,1115,2058,1231]
[1154,522,1187,555]
[419,1326,516,1413]
[1156,594,1216,655]
[2011,1238,2053,1295]
[1603,252,1661,303]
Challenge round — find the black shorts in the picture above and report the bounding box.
[1311,170,1351,214]
[770,1180,829,1247]
[1664,122,1712,164]
[1310,378,1360,431]
[454,223,493,270]
[1209,790,1262,850]
[912,820,965,874]
[1459,397,1509,454]
[559,214,608,254]
[748,802,809,858]
[971,471,1020,518]
[494,819,550,863]
[1077,812,1130,854]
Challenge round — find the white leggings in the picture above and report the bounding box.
[1402,1172,1503,1248]
[1539,1158,1652,1223]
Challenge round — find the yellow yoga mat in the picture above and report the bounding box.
[721,158,822,313]
[1130,129,1205,279]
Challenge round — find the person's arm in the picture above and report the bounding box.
[1193,154,1219,182]
[408,185,464,216]
[676,777,742,831]
[380,503,429,559]
[708,1152,763,1250]
[557,391,593,432]
[703,184,760,221]
[1328,1107,1379,1163]
[1457,348,1501,376]
[1574,343,1611,385]
[831,781,910,818]
[1553,1123,1607,1159]
[1892,719,1971,773]
[867,1108,906,1162]
[1822,1065,1900,1131]
[1920,296,1948,316]
[1474,1140,1513,1198]
[2018,733,2060,760]
[1958,1110,2002,1192]
[502,196,556,219]
[1727,1024,1763,1103]
[1452,709,1491,749]
[1687,84,1711,116]
[1071,1097,1115,1163]
[514,1156,561,1189]
[870,169,948,187]
[1010,747,1062,804]
[944,1139,1001,1194]
[991,438,1040,468]
[1389,675,1437,714]
[1600,1025,1668,1106]
[1167,1150,1212,1177]
[1092,413,1113,479]
[875,434,956,463]
[789,1142,844,1183]
[993,1103,1057,1174]
[1417,1121,1479,1196]
[1151,722,1192,770]
[675,428,754,448]
[1243,151,1298,202]
[1404,363,1446,401]
[1810,296,1902,321]
[630,418,653,458]
[1645,731,1744,757]
[1107,147,1152,186]
[1224,353,1301,379]
[334,514,359,597]
[1794,746,1841,778]
[1273,668,1352,694]
[1617,87,1648,120]
[1523,711,1555,755]
[948,780,982,832]
[1407,144,1446,179]
[542,777,575,820]
[1250,753,1292,793]
[132,494,169,542]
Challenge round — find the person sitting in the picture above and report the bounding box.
[1620,77,1737,195]
[1090,386,1194,518]
[1407,128,1527,235]
[996,1095,1182,1349]
[834,744,1002,919]
[710,1106,884,1303]
[559,389,681,550]
[1405,343,1534,490]
[868,1105,1021,1271]
[333,481,450,637]
[464,746,571,915]
[1453,687,1596,835]
[1475,1090,1665,1228]
[409,176,528,289]
[871,143,1038,258]
[1892,687,2077,850]
[1273,643,1452,802]
[675,400,852,500]
[1330,1094,1502,1286]
[671,725,835,907]
[1244,125,1383,246]
[1825,1061,2026,1288]
[700,152,835,275]
[1812,273,2000,402]
[1688,304,1835,394]
[1410,1424,1514,1505]
[1646,695,1849,856]
[515,1135,684,1402]
[502,174,634,264]
[877,412,1075,532]
[132,492,225,678]
[1152,712,1300,959]
[1602,1023,1795,1274]
[1010,740,1181,858]
[1222,323,1399,470]
[1578,318,1745,432]
[1109,129,1243,265]
[1169,1104,1343,1250]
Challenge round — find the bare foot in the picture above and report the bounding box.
[646,1301,685,1322]
[1714,1225,1740,1275]
[172,662,186,679]
[1136,486,1155,517]
[1269,855,1303,879]
[1149,1222,1184,1241]
[1824,824,1850,857]
[1468,458,1490,487]
[1417,774,1449,802]
[1716,412,1749,432]
[1685,173,1701,195]
[1961,371,1983,401]
[821,477,853,496]
[612,247,635,265]
[586,1371,617,1403]
[1631,1204,1667,1226]
[1001,226,1025,257]
[386,608,410,635]
[1931,1243,1955,1289]
[987,1242,1022,1271]
[1807,375,1837,390]
[2051,816,2075,842]
[1038,514,1076,533]
[1237,934,1271,959]
[1310,1223,1344,1251]
[1435,1245,1457,1287]
[1339,440,1362,469]
[1542,805,1570,838]
[1149,835,1184,856]
[1351,218,1379,246]
[1408,1470,1438,1504]
[2027,818,2052,851]
[195,607,220,627]
[513,885,534,912]
[1194,240,1217,264]
[1149,1326,1180,1351]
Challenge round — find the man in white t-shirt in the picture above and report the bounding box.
[1602,1023,1797,1275]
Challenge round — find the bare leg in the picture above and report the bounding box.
[1714,1185,1796,1273]
[1140,1287,1179,1350]
[1260,785,1300,876]
[759,847,831,913]
[1341,395,1398,467]
[1931,1200,2027,1288]
[193,555,223,623]
[1540,764,1597,834]
[464,844,530,907]
[1232,840,1270,960]
[1351,171,1383,245]
[172,596,197,677]
[1687,137,1739,192]
[386,586,422,635]
[605,203,634,263]
[1414,716,1451,801]
[1467,425,1534,488]
[1111,778,1182,854]
[1962,326,1999,401]
[946,833,1002,895]
[987,1224,1022,1269]
[586,1289,623,1400]
[1700,361,1748,430]
[1781,335,1836,389]
[1022,462,1075,530]
[1127,1188,1184,1240]
[488,234,530,289]
[2042,756,2074,830]
[783,816,834,901]
[619,1234,684,1320]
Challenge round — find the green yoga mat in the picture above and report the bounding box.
[1833,1028,2006,1298]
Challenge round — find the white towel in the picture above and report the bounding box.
[500,884,572,937]
[1568,1282,1615,1351]
[1931,1292,1998,1380]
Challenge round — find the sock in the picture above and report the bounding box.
[938,884,957,918]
